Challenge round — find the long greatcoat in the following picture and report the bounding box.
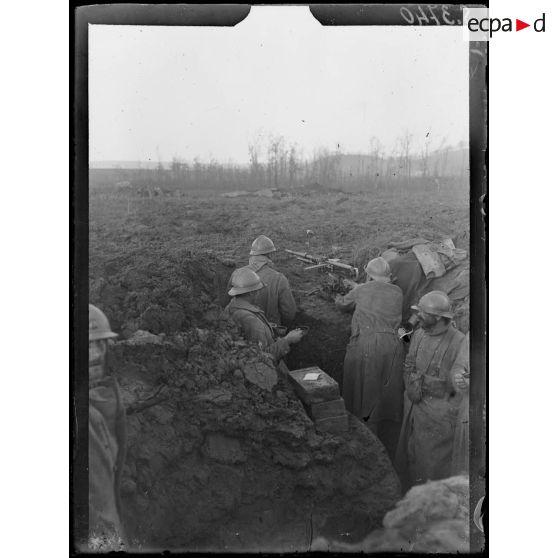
[450,333,470,475]
[223,297,291,364]
[89,376,127,548]
[249,259,297,327]
[389,253,428,323]
[395,324,465,488]
[335,280,405,423]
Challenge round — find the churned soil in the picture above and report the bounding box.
[113,326,400,552]
[90,187,468,378]
[312,475,470,553]
[89,185,469,551]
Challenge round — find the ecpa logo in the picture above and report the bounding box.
[464,8,546,40]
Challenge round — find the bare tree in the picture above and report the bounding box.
[386,143,399,180]
[440,144,451,177]
[420,136,431,178]
[267,134,285,189]
[310,146,342,187]
[433,137,447,178]
[279,144,288,188]
[248,139,262,188]
[171,156,189,185]
[287,144,300,189]
[369,136,382,187]
[399,130,413,182]
[193,157,202,185]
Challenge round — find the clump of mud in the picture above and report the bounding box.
[89,250,232,336]
[112,323,401,552]
[312,475,470,553]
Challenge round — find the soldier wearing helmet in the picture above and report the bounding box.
[88,304,127,550]
[223,267,303,363]
[395,291,465,489]
[226,235,297,327]
[334,257,405,461]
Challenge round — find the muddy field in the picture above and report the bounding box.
[89,185,469,551]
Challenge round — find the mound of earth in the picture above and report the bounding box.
[312,475,469,553]
[89,249,232,336]
[112,325,401,552]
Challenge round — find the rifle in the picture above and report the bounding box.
[285,249,359,279]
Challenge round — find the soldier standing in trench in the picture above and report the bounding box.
[88,304,128,550]
[225,235,297,328]
[223,267,303,365]
[334,257,405,461]
[395,291,465,489]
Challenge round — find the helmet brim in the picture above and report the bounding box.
[411,305,454,319]
[249,248,277,256]
[437,311,454,319]
[89,331,118,341]
[228,283,264,296]
[368,273,391,283]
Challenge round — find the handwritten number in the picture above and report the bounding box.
[401,4,456,26]
[427,6,440,25]
[442,5,455,25]
[400,7,414,24]
[415,6,430,25]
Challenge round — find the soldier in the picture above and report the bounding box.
[88,304,127,550]
[223,267,303,363]
[226,235,297,327]
[335,257,405,460]
[395,291,465,489]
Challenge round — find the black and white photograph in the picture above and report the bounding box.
[74,4,487,553]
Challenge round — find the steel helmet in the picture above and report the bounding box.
[411,291,454,319]
[228,267,265,296]
[89,304,118,341]
[365,257,391,282]
[249,235,276,256]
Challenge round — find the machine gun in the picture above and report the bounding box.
[285,249,359,278]
[285,249,359,298]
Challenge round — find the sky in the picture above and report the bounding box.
[89,6,469,165]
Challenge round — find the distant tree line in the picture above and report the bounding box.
[90,132,468,193]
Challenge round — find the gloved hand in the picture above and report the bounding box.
[342,278,357,290]
[285,329,304,344]
[453,372,469,391]
[406,372,424,403]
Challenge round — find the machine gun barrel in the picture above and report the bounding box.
[285,249,359,278]
[327,260,357,273]
[285,249,320,263]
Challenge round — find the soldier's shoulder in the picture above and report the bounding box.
[256,264,276,278]
[229,306,252,319]
[232,308,262,331]
[352,282,368,293]
[266,266,289,283]
[370,280,402,293]
[411,327,426,343]
[451,325,466,342]
[388,281,404,294]
[268,265,284,277]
